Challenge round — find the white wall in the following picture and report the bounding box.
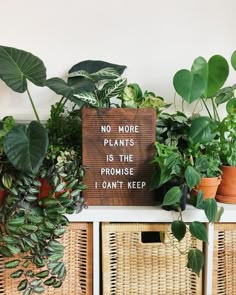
[0,0,236,120]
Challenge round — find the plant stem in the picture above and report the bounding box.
[26,88,40,123]
[201,98,212,119]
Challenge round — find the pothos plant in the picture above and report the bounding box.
[152,114,223,276]
[0,46,87,294]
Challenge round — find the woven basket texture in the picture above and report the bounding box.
[0,222,93,295]
[213,223,236,295]
[102,223,202,295]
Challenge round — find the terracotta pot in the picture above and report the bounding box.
[0,189,6,206]
[216,166,236,203]
[191,177,221,200]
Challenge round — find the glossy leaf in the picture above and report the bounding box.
[17,279,28,291]
[191,56,208,82]
[171,220,186,241]
[204,198,217,223]
[185,166,201,190]
[187,249,204,276]
[173,69,206,103]
[162,186,182,206]
[3,121,48,175]
[0,46,46,93]
[189,221,208,243]
[10,269,24,278]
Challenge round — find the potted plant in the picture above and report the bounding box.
[0,46,87,294]
[173,49,236,203]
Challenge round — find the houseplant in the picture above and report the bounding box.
[0,46,87,294]
[173,49,236,203]
[151,113,223,275]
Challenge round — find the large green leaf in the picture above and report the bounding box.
[191,56,208,82]
[206,55,229,97]
[45,77,89,107]
[189,117,217,144]
[3,121,48,175]
[0,46,46,93]
[187,249,204,276]
[189,221,208,243]
[173,69,206,103]
[99,78,127,100]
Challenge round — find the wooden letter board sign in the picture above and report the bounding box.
[82,108,156,205]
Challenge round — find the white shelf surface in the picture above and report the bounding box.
[67,203,236,223]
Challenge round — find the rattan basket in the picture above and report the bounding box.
[102,223,202,295]
[0,222,93,295]
[213,223,236,295]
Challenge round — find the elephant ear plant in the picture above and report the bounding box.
[0,46,86,294]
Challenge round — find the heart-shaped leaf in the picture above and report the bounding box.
[204,198,218,223]
[185,166,201,190]
[171,220,186,241]
[3,121,48,175]
[191,56,208,82]
[189,221,208,243]
[173,69,206,103]
[0,46,46,93]
[206,55,229,97]
[187,249,204,276]
[162,186,182,206]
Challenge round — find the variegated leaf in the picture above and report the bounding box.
[100,78,127,100]
[95,79,111,90]
[91,67,120,79]
[68,70,93,80]
[73,92,99,107]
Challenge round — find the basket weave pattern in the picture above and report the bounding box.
[102,223,202,295]
[0,222,93,295]
[213,223,236,295]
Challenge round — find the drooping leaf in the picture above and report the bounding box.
[215,206,224,222]
[196,190,204,209]
[187,249,204,276]
[3,121,48,175]
[204,198,217,223]
[162,186,182,206]
[185,166,201,190]
[0,46,46,93]
[189,221,208,243]
[171,220,186,241]
[173,69,206,103]
[206,55,229,97]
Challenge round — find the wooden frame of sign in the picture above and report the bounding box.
[82,108,156,205]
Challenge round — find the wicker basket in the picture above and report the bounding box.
[213,223,236,295]
[102,223,202,295]
[0,222,93,295]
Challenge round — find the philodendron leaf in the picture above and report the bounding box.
[187,249,204,276]
[215,206,224,222]
[173,69,206,103]
[204,198,217,223]
[3,121,48,175]
[189,221,208,243]
[73,92,99,107]
[231,50,236,71]
[171,220,186,241]
[196,190,204,209]
[0,46,46,93]
[185,166,201,190]
[162,186,182,206]
[206,55,229,97]
[189,117,217,144]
